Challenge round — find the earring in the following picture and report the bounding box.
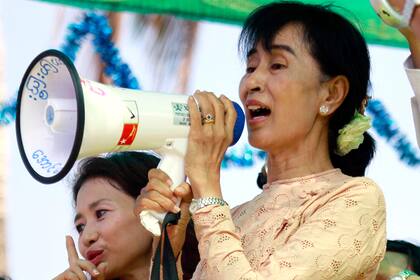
[319,105,329,115]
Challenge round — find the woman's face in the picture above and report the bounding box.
[75,177,153,278]
[239,24,328,154]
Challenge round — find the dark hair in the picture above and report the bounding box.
[239,1,375,177]
[72,151,160,204]
[387,240,420,274]
[256,164,267,189]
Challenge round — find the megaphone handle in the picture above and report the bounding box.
[140,151,185,236]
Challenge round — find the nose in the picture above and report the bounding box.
[81,224,99,247]
[245,68,265,94]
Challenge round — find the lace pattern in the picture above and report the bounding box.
[191,169,386,279]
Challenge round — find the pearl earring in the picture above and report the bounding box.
[319,105,329,115]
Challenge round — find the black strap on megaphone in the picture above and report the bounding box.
[151,212,181,280]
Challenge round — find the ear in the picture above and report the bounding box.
[319,75,349,116]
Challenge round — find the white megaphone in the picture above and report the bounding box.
[16,49,245,236]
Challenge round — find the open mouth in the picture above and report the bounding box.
[248,105,271,119]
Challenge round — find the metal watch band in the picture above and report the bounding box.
[189,197,228,214]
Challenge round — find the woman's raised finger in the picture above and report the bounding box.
[66,235,79,265]
[66,235,99,280]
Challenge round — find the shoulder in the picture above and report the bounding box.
[340,176,384,201]
[326,176,386,216]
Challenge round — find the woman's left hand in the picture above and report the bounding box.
[185,91,237,198]
[52,236,107,280]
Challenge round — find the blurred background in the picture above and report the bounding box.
[0,0,419,279]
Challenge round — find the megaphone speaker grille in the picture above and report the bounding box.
[16,49,85,184]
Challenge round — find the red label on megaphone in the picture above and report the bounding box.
[118,123,138,146]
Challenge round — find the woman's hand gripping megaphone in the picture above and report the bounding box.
[136,91,242,237]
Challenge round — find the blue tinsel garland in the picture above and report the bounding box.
[0,12,419,168]
[367,99,420,166]
[61,12,140,89]
[0,96,16,126]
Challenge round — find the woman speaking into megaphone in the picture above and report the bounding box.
[135,2,386,279]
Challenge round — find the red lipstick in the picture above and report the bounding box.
[86,249,104,266]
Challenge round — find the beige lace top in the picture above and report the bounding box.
[191,169,386,279]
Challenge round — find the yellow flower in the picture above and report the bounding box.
[336,112,371,156]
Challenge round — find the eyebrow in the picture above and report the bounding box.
[270,44,296,57]
[74,198,112,223]
[246,48,257,58]
[246,44,296,58]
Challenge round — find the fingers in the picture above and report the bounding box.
[193,91,215,123]
[175,184,193,229]
[188,95,202,132]
[205,92,226,131]
[220,95,237,144]
[189,90,234,127]
[134,168,180,215]
[189,90,225,133]
[52,270,81,280]
[92,262,108,280]
[66,235,86,280]
[65,237,88,280]
[53,262,103,280]
[173,182,193,202]
[65,236,103,279]
[136,192,178,214]
[148,168,173,187]
[76,260,102,279]
[66,235,79,264]
[189,91,237,146]
[54,267,86,280]
[147,189,180,213]
[145,178,176,203]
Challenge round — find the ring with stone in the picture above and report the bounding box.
[202,113,215,125]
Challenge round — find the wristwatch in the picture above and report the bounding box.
[189,197,228,215]
[390,269,417,280]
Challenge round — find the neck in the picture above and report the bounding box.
[119,251,152,280]
[266,125,334,182]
